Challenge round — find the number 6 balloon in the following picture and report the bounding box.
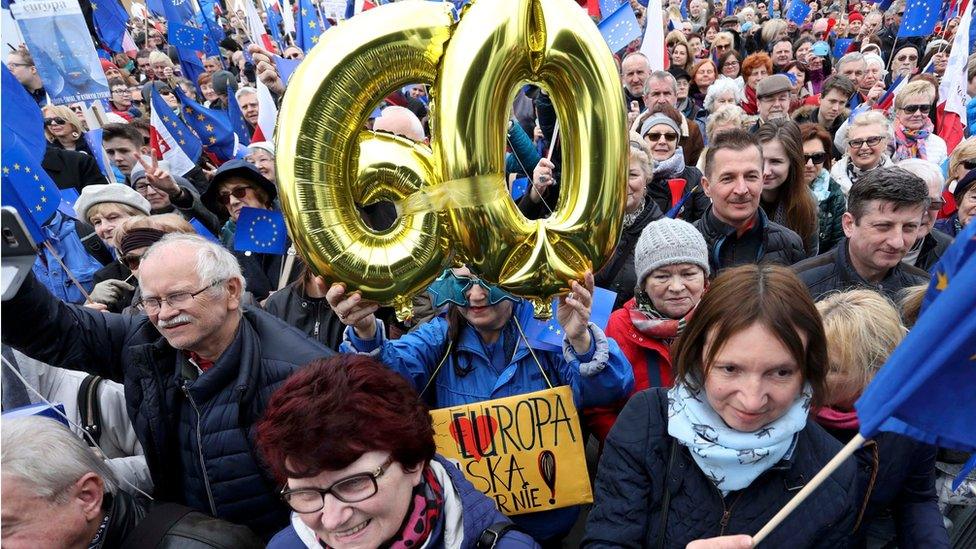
[276,0,626,319]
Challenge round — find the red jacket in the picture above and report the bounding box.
[584,298,675,441]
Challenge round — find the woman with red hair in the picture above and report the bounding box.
[741,52,773,115]
[257,354,539,549]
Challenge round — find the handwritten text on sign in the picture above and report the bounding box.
[430,386,592,515]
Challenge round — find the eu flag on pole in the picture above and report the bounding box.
[296,0,325,52]
[1,66,45,154]
[598,3,641,54]
[785,0,812,25]
[855,222,976,483]
[234,207,289,254]
[174,87,238,162]
[897,0,939,38]
[523,287,617,352]
[832,38,854,59]
[89,0,131,53]
[266,0,285,49]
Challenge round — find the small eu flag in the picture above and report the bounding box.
[832,38,854,59]
[785,0,811,25]
[598,3,641,54]
[90,0,131,53]
[173,87,238,162]
[170,22,206,51]
[897,0,939,38]
[511,177,529,201]
[226,89,252,147]
[188,217,220,243]
[522,287,617,352]
[234,207,289,255]
[599,0,620,19]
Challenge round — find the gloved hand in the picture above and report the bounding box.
[87,279,135,307]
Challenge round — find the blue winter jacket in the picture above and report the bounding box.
[341,300,634,542]
[33,213,104,303]
[584,388,859,548]
[267,455,540,549]
[1,273,333,540]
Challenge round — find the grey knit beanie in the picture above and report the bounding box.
[634,218,710,288]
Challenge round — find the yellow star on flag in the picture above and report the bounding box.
[197,114,205,121]
[936,271,949,291]
[163,116,171,123]
[13,163,20,171]
[309,21,316,29]
[24,166,30,174]
[2,167,9,175]
[209,136,217,144]
[205,124,214,132]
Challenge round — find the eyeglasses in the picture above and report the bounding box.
[122,252,145,271]
[111,88,130,95]
[285,52,302,60]
[928,198,945,211]
[7,62,31,68]
[44,117,67,126]
[217,186,253,205]
[804,152,826,165]
[645,131,679,143]
[280,458,394,513]
[963,159,976,170]
[900,104,930,114]
[138,280,223,314]
[159,89,174,96]
[895,54,917,63]
[847,136,884,149]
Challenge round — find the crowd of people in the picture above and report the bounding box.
[2,0,976,547]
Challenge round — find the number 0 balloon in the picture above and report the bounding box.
[276,0,626,319]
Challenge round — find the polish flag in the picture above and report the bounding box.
[149,111,196,176]
[281,0,296,35]
[122,31,138,57]
[938,0,971,152]
[241,0,275,51]
[251,78,278,143]
[640,0,667,71]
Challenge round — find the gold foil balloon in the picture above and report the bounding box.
[275,2,455,319]
[434,0,628,317]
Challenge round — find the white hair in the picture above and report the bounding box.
[837,52,866,71]
[836,109,895,151]
[863,53,887,74]
[2,417,119,500]
[140,233,246,296]
[703,77,745,111]
[235,86,257,102]
[897,158,945,194]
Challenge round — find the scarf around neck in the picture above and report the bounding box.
[845,154,891,187]
[630,291,692,342]
[809,168,831,203]
[319,465,445,549]
[893,119,934,161]
[667,382,813,494]
[653,147,686,180]
[814,406,859,431]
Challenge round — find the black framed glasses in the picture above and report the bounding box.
[848,136,884,149]
[138,279,223,314]
[804,152,826,165]
[44,117,67,126]
[928,198,946,211]
[111,88,130,95]
[900,104,930,114]
[217,186,253,205]
[280,458,394,513]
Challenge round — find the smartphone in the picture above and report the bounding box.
[1,207,38,301]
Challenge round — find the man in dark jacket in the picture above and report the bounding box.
[794,167,930,302]
[1,234,333,539]
[2,416,263,548]
[693,129,806,273]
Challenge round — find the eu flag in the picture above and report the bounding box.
[174,87,238,162]
[170,22,206,51]
[89,0,131,53]
[226,89,252,147]
[523,287,617,352]
[785,0,811,25]
[598,3,641,54]
[832,38,854,59]
[897,0,939,38]
[234,207,289,254]
[599,0,620,19]
[197,0,225,56]
[296,0,325,52]
[510,177,529,201]
[855,222,976,479]
[266,0,285,49]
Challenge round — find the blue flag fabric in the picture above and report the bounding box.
[598,3,641,54]
[599,0,620,19]
[170,22,206,51]
[296,0,326,52]
[833,38,854,59]
[785,0,812,25]
[897,0,940,38]
[58,188,81,218]
[266,1,285,49]
[89,0,131,53]
[680,0,688,18]
[274,55,301,85]
[923,222,976,310]
[174,87,238,162]
[1,67,45,154]
[197,0,225,57]
[725,0,743,17]
[234,207,289,254]
[189,217,220,243]
[855,222,976,461]
[226,89,252,146]
[82,128,111,180]
[522,287,617,352]
[510,177,528,201]
[149,87,204,167]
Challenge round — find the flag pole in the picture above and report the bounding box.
[751,434,865,546]
[43,240,93,302]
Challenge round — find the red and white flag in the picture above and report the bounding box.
[251,78,278,143]
[149,107,197,177]
[938,1,971,152]
[240,0,275,51]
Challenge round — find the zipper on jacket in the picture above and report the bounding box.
[713,484,744,536]
[181,381,218,516]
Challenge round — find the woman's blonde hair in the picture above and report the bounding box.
[816,290,905,405]
[86,203,144,225]
[760,19,788,47]
[705,104,747,141]
[898,284,929,328]
[629,131,653,180]
[148,50,174,68]
[948,137,976,181]
[894,79,935,110]
[42,104,84,140]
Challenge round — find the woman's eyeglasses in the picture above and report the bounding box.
[804,152,826,165]
[847,136,884,149]
[645,132,679,143]
[280,458,394,513]
[900,104,930,114]
[217,186,252,205]
[44,117,67,126]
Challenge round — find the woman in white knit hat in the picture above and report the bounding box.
[585,217,709,442]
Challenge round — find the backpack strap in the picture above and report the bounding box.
[477,521,521,549]
[77,374,104,446]
[121,502,196,549]
[74,219,114,266]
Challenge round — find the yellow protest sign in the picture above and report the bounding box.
[430,385,592,515]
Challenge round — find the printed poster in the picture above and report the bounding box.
[431,385,593,516]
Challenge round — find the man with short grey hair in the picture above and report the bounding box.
[836,52,867,91]
[633,71,705,165]
[621,52,652,112]
[2,234,333,539]
[1,416,263,547]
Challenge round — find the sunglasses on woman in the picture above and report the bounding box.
[217,186,252,205]
[900,104,930,114]
[44,117,67,126]
[804,152,826,165]
[645,132,679,143]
